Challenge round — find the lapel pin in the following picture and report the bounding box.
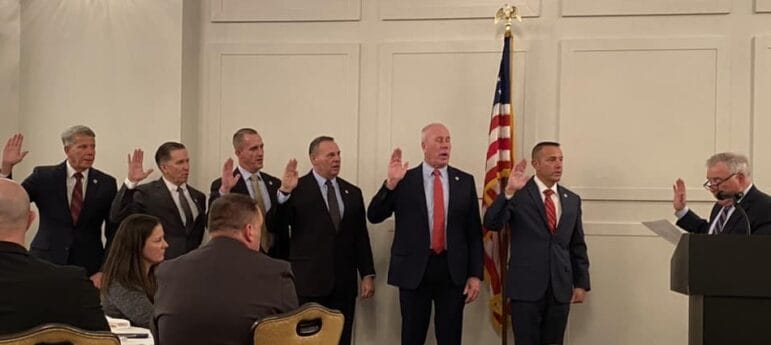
[563,193,568,198]
[454,176,459,181]
[268,181,273,186]
[93,179,98,184]
[344,189,349,194]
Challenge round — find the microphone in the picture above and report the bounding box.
[717,191,743,201]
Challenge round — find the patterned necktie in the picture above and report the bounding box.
[325,180,341,231]
[544,189,557,234]
[250,174,272,251]
[714,206,732,234]
[177,187,195,233]
[70,172,84,225]
[432,169,446,253]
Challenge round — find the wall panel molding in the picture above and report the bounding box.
[753,36,771,184]
[210,0,360,22]
[380,0,540,20]
[757,0,771,12]
[377,40,531,191]
[561,0,730,16]
[559,38,730,202]
[203,43,361,183]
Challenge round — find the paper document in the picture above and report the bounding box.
[642,219,686,245]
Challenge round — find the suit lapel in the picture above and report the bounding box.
[411,166,430,229]
[555,186,573,234]
[525,178,550,235]
[154,179,186,228]
[80,170,102,225]
[54,163,74,226]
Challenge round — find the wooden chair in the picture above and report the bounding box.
[0,324,119,345]
[252,303,344,345]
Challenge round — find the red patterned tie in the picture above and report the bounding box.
[70,172,84,225]
[432,169,445,253]
[544,189,557,234]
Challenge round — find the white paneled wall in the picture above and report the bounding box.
[3,0,771,344]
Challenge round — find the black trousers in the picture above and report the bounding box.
[510,285,570,345]
[399,253,465,345]
[299,290,356,345]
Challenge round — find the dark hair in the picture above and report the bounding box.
[232,128,258,150]
[154,141,186,167]
[208,194,262,233]
[308,136,334,155]
[101,214,162,301]
[531,141,560,161]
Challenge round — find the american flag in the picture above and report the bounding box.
[482,35,514,333]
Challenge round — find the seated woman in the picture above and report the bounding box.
[100,214,167,328]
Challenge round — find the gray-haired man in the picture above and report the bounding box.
[673,152,771,235]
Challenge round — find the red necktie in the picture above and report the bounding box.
[70,172,84,225]
[432,169,445,253]
[543,189,557,234]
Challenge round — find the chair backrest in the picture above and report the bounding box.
[251,303,344,345]
[0,324,120,345]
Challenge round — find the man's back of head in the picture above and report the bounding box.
[0,178,109,334]
[0,178,34,244]
[153,194,298,345]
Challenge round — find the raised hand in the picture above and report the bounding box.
[673,178,687,211]
[385,148,408,190]
[504,159,529,196]
[280,158,298,193]
[2,133,29,175]
[219,158,240,194]
[127,149,153,183]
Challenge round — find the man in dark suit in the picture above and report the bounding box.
[1,128,117,287]
[673,152,771,235]
[367,123,483,345]
[153,193,298,345]
[209,128,290,259]
[483,141,590,345]
[0,178,109,334]
[276,135,375,345]
[110,142,206,259]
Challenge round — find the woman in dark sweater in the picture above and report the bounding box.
[100,214,167,328]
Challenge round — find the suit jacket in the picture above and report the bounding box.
[153,237,298,345]
[677,185,771,235]
[209,170,289,259]
[20,161,117,275]
[277,171,375,297]
[367,164,484,289]
[0,241,109,334]
[110,178,206,259]
[483,178,590,304]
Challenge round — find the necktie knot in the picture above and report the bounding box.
[544,189,554,197]
[432,169,441,177]
[251,174,261,182]
[326,179,333,187]
[74,172,83,180]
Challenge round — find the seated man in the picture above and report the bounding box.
[153,193,299,345]
[0,178,109,334]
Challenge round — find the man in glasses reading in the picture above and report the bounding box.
[673,152,771,235]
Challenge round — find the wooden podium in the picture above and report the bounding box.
[671,234,771,345]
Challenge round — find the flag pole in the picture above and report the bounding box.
[494,5,521,345]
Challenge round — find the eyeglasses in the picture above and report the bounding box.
[702,173,736,190]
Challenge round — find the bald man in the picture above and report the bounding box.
[0,178,109,334]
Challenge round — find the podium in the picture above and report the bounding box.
[671,234,771,345]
